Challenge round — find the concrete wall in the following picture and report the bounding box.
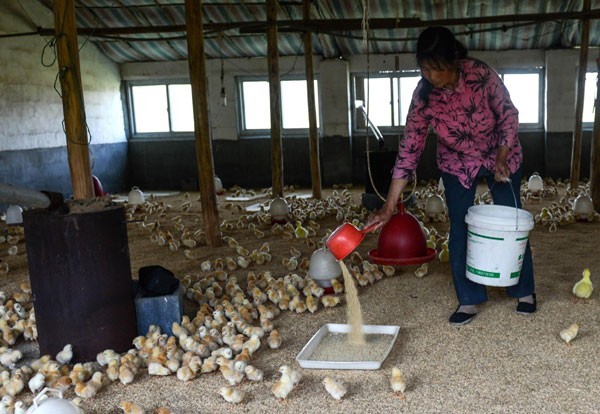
[123,48,596,190]
[0,1,127,199]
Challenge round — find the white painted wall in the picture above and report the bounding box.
[0,1,125,152]
[121,48,598,141]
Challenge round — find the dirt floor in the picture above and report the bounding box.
[1,179,599,414]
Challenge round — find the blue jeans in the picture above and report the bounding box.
[441,167,535,306]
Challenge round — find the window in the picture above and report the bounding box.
[129,82,194,136]
[583,72,598,123]
[498,69,543,126]
[352,72,420,131]
[352,68,543,132]
[239,78,320,135]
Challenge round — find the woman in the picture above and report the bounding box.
[366,26,536,325]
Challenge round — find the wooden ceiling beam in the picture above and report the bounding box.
[38,8,600,37]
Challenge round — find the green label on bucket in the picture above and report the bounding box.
[467,230,504,241]
[467,265,500,278]
[510,271,521,279]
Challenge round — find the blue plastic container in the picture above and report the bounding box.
[134,282,183,336]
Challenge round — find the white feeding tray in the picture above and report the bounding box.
[296,323,400,370]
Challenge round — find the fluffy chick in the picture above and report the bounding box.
[244,365,264,381]
[56,344,73,365]
[219,386,246,404]
[74,372,104,399]
[390,367,407,399]
[271,373,294,401]
[559,323,579,345]
[573,268,593,302]
[28,372,45,394]
[118,400,146,414]
[322,376,347,400]
[267,329,282,350]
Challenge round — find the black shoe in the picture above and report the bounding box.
[449,307,476,325]
[516,293,537,315]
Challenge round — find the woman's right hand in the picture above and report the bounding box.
[366,205,394,232]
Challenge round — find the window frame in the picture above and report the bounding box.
[236,75,322,139]
[126,79,195,140]
[352,71,421,134]
[496,67,545,131]
[351,67,545,135]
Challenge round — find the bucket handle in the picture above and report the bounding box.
[489,177,520,230]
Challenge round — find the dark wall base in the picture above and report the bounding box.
[127,129,589,192]
[128,136,354,191]
[0,143,128,201]
[545,131,592,180]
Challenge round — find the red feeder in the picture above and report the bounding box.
[92,175,107,197]
[368,203,436,266]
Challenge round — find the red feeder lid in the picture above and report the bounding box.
[371,203,433,265]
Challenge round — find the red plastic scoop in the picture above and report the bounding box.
[326,222,378,260]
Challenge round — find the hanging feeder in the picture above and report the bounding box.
[573,194,594,221]
[368,202,436,266]
[5,205,23,225]
[269,197,289,224]
[127,186,145,205]
[26,388,83,414]
[527,172,544,194]
[214,176,224,195]
[308,247,342,290]
[424,193,446,217]
[92,175,106,197]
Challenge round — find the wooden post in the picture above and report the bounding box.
[570,0,591,188]
[591,56,600,212]
[53,0,94,199]
[303,0,322,199]
[184,0,222,247]
[267,0,284,198]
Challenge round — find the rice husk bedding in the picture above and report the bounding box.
[1,183,600,413]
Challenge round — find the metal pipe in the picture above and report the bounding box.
[0,182,51,208]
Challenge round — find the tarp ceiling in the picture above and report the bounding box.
[29,0,600,63]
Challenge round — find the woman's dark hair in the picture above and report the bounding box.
[416,27,468,105]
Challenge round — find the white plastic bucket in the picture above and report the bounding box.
[465,205,534,287]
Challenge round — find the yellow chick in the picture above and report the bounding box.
[321,295,341,308]
[438,242,449,263]
[271,374,294,401]
[414,263,428,278]
[559,323,579,345]
[220,365,244,386]
[573,268,593,302]
[323,376,347,400]
[28,372,45,394]
[244,365,264,381]
[294,221,309,239]
[390,367,407,399]
[74,371,104,399]
[219,386,246,404]
[56,344,73,365]
[267,329,282,350]
[118,401,146,414]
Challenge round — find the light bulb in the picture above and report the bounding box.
[220,87,227,107]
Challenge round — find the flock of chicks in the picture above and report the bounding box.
[0,176,596,412]
[0,186,410,412]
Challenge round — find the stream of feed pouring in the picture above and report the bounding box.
[340,260,366,345]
